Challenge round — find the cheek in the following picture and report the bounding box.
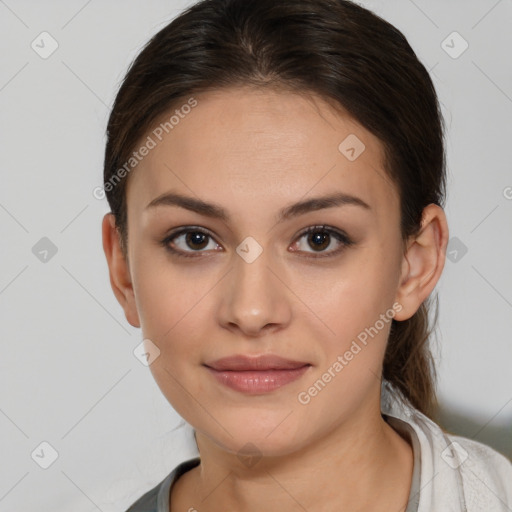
[305,245,400,364]
[133,259,209,419]
[131,245,208,339]
[319,251,398,321]
[130,249,216,388]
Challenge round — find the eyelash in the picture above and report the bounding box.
[160,225,354,260]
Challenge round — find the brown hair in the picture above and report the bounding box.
[103,0,446,419]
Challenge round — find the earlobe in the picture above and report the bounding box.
[102,213,141,328]
[394,204,449,321]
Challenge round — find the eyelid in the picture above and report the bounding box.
[161,224,353,259]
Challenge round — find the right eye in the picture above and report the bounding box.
[161,227,223,258]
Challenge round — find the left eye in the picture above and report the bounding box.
[291,226,353,257]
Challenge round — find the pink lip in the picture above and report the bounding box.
[204,354,311,394]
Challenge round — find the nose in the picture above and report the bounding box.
[217,244,292,337]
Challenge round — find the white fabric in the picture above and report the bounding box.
[381,380,512,511]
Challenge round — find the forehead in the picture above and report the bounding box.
[126,86,398,222]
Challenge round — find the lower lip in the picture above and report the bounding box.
[205,365,311,394]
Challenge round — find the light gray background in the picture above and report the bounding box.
[1,0,511,510]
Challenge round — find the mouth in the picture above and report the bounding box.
[203,354,312,394]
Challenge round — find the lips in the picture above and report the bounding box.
[204,354,310,371]
[203,354,311,394]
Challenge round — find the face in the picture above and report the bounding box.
[112,86,415,458]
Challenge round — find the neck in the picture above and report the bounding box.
[171,393,413,512]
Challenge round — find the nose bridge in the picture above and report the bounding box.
[219,236,290,333]
[235,240,272,291]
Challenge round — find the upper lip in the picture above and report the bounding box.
[204,354,310,371]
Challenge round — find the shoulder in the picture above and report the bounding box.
[123,456,201,512]
[411,410,512,509]
[381,381,512,509]
[444,433,512,501]
[124,480,160,512]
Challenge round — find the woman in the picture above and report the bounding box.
[101,0,512,510]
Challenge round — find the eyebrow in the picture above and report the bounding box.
[145,190,371,223]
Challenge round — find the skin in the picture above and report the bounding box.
[102,85,449,512]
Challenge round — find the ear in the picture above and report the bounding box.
[102,213,141,328]
[394,204,449,321]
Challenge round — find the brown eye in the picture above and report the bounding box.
[307,230,331,251]
[184,231,210,250]
[291,225,353,258]
[162,227,221,258]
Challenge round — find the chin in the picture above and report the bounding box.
[199,414,311,460]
